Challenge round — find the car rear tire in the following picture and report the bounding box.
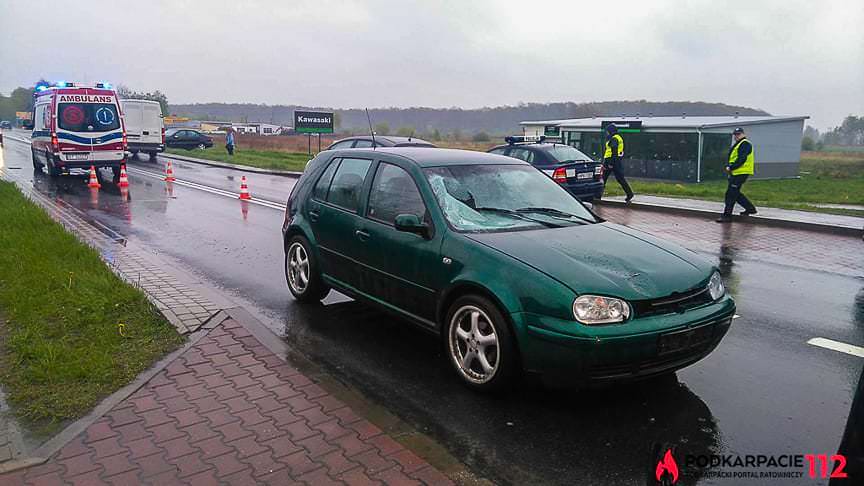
[197,143,206,150]
[32,149,43,169]
[148,152,157,162]
[445,295,519,392]
[285,235,330,303]
[46,155,61,177]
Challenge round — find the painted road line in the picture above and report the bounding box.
[807,338,864,358]
[126,167,287,211]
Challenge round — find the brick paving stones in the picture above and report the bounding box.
[0,319,453,486]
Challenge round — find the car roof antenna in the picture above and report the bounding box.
[365,108,376,149]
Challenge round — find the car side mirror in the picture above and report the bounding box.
[22,120,34,130]
[582,201,594,210]
[394,214,430,238]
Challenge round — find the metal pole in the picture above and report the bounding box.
[696,129,703,183]
[318,133,321,153]
[308,134,311,157]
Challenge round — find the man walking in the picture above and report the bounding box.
[716,127,757,223]
[225,127,236,156]
[602,123,634,202]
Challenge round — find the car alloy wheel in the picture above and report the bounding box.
[286,242,310,295]
[197,143,206,149]
[449,305,501,384]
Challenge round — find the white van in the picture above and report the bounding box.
[121,99,164,161]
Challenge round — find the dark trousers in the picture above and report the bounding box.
[226,143,235,155]
[603,161,633,198]
[723,174,756,215]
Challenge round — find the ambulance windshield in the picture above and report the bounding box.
[58,103,121,132]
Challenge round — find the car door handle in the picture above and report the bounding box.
[355,229,370,241]
[308,210,320,222]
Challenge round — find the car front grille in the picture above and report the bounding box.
[631,286,713,318]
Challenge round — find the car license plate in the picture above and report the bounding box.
[66,153,89,161]
[565,168,576,178]
[577,172,593,180]
[657,324,715,355]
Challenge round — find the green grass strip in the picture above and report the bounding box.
[166,147,310,172]
[0,180,184,426]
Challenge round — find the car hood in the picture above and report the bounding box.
[465,222,712,301]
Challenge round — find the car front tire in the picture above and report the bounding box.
[445,295,519,392]
[285,235,330,303]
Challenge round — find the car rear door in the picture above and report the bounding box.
[141,103,162,145]
[305,157,374,292]
[123,102,143,141]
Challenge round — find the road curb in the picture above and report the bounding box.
[596,199,864,237]
[159,152,304,178]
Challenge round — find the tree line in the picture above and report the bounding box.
[170,100,769,137]
[802,116,864,150]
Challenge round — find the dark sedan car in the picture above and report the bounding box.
[282,148,734,392]
[165,129,213,150]
[326,135,436,150]
[488,138,605,201]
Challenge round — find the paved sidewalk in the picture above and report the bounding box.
[601,194,864,235]
[0,318,452,486]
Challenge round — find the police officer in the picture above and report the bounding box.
[716,127,757,223]
[602,123,634,202]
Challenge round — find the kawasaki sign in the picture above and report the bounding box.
[294,111,334,134]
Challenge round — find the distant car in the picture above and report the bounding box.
[165,129,213,150]
[488,137,605,201]
[326,135,436,150]
[0,121,11,129]
[282,147,734,391]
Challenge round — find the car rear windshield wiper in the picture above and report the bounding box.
[474,207,564,228]
[515,207,596,224]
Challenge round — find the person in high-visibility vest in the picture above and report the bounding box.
[716,127,757,223]
[602,123,634,202]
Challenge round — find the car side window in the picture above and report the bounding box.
[353,140,373,148]
[312,159,340,201]
[510,148,534,163]
[489,147,507,155]
[367,163,427,225]
[329,141,353,150]
[326,158,372,212]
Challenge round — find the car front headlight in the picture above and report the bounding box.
[707,271,725,301]
[573,295,631,325]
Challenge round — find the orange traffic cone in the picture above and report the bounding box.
[118,164,130,187]
[164,161,176,182]
[87,166,101,188]
[238,175,251,200]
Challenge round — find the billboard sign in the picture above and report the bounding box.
[294,111,334,134]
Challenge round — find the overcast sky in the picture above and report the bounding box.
[1,0,862,130]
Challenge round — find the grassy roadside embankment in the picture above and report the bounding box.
[166,147,310,172]
[602,151,864,216]
[0,180,184,427]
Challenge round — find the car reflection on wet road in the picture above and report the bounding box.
[1,136,861,485]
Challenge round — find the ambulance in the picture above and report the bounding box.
[27,82,127,178]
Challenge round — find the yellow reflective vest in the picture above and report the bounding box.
[604,133,624,159]
[729,139,755,175]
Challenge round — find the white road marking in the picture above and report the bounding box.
[807,338,864,358]
[126,167,287,211]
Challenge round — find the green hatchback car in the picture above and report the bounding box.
[282,148,735,391]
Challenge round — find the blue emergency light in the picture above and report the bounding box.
[55,81,67,88]
[96,82,112,89]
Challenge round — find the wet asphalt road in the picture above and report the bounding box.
[1,136,862,485]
